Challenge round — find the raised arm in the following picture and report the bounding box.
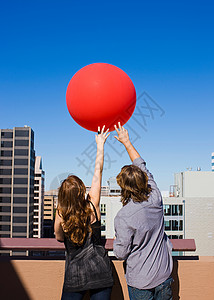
[88,125,110,210]
[114,123,161,202]
[114,122,140,162]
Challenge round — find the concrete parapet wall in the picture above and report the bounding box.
[0,257,214,300]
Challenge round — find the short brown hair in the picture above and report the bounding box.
[116,165,152,206]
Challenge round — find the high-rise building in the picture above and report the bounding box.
[0,126,35,255]
[212,152,214,172]
[33,156,45,238]
[43,191,56,238]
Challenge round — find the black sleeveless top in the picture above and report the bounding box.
[64,201,102,255]
[62,201,113,292]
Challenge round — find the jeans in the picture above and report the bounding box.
[61,287,112,300]
[128,277,173,300]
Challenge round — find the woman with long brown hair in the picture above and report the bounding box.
[54,126,113,300]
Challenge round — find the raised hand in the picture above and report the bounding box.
[114,122,140,162]
[114,122,130,146]
[95,125,110,147]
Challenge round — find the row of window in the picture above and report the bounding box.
[0,178,29,185]
[1,130,32,139]
[0,168,34,175]
[0,149,29,157]
[110,189,121,193]
[164,205,183,216]
[0,187,34,194]
[0,225,27,233]
[0,130,31,139]
[0,197,32,203]
[0,215,28,223]
[0,206,27,213]
[1,132,13,138]
[164,220,183,231]
[0,140,32,148]
[14,159,28,165]
[168,235,183,239]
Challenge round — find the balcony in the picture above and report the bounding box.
[0,238,214,300]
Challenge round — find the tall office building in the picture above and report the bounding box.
[33,156,45,238]
[212,152,214,171]
[43,190,56,238]
[0,126,35,255]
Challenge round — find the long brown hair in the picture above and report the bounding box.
[116,165,152,206]
[58,175,92,245]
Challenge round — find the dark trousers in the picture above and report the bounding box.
[61,287,112,300]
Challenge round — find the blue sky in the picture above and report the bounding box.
[0,0,214,191]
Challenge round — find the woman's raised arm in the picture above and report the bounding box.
[88,125,110,210]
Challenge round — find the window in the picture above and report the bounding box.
[34,192,39,198]
[178,205,183,215]
[14,178,28,185]
[0,215,11,222]
[1,131,13,138]
[34,186,39,191]
[164,220,171,230]
[14,159,28,165]
[14,149,29,156]
[1,150,12,157]
[34,180,39,184]
[13,187,28,194]
[13,216,27,223]
[0,234,10,237]
[0,225,10,231]
[15,130,29,137]
[15,140,29,146]
[1,141,13,147]
[179,220,183,231]
[172,220,179,230]
[164,205,172,216]
[0,178,11,184]
[0,206,11,213]
[13,226,27,233]
[0,169,12,175]
[0,187,11,194]
[170,235,183,239]
[0,160,12,166]
[13,197,27,204]
[101,219,106,231]
[0,197,11,203]
[172,205,179,216]
[13,207,27,214]
[101,204,106,215]
[14,168,28,175]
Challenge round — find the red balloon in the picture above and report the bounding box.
[66,63,136,132]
